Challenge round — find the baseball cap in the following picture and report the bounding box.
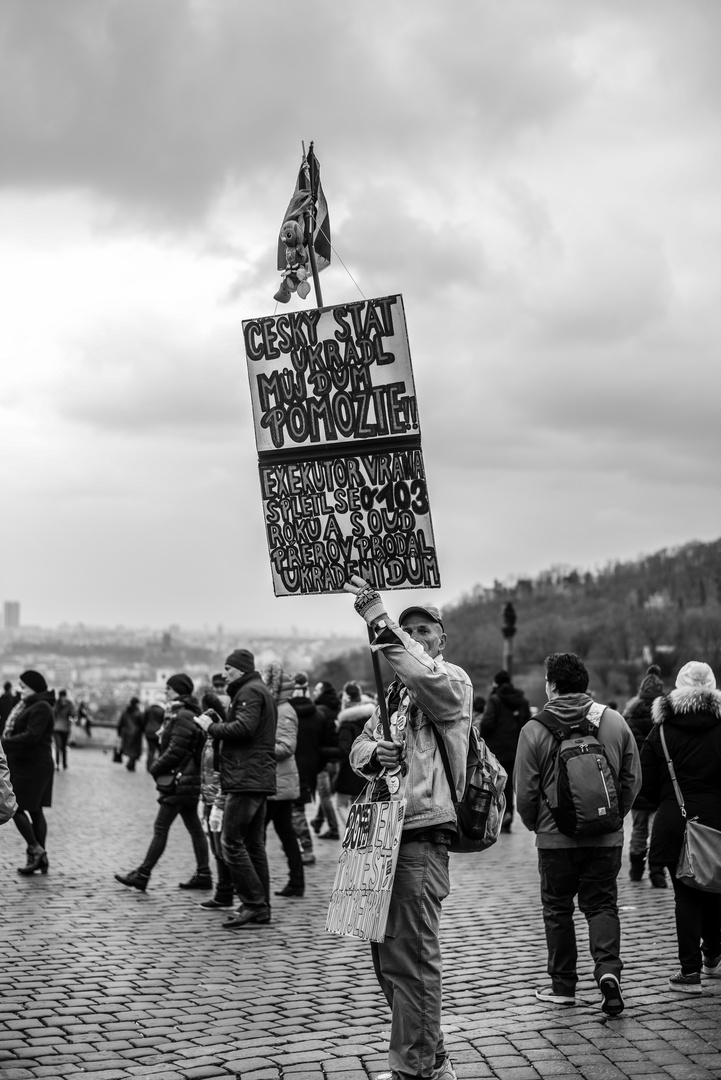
[398,604,444,630]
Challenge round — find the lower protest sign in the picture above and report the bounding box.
[326,796,406,943]
[259,444,440,596]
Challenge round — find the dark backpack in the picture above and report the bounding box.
[536,703,623,838]
[429,720,507,853]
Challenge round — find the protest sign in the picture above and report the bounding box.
[326,796,406,943]
[244,295,440,596]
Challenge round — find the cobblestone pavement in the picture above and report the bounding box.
[1,745,720,1080]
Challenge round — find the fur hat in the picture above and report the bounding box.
[292,671,310,698]
[225,649,255,675]
[19,670,47,694]
[675,661,716,692]
[638,664,663,699]
[166,673,194,697]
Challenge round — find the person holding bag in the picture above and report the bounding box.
[640,661,721,993]
[114,674,211,893]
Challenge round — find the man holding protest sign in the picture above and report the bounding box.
[345,576,472,1080]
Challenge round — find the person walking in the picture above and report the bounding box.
[1,670,55,875]
[480,670,531,832]
[310,681,342,840]
[514,652,641,1017]
[52,689,75,770]
[0,681,20,735]
[114,674,211,893]
[116,696,144,771]
[639,661,721,993]
[263,662,305,899]
[347,581,472,1080]
[289,673,338,866]
[333,681,374,832]
[193,649,277,929]
[197,691,234,910]
[623,664,667,887]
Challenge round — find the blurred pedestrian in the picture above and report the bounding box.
[481,670,531,831]
[640,661,721,993]
[310,680,341,840]
[116,696,144,771]
[53,689,75,770]
[143,701,165,772]
[0,681,20,736]
[193,649,277,929]
[1,670,55,875]
[290,673,338,866]
[77,700,92,737]
[115,674,210,893]
[623,664,667,887]
[263,662,305,899]
[197,691,234,910]
[333,681,374,832]
[472,694,486,732]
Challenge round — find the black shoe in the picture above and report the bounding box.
[318,831,340,840]
[223,906,271,928]
[311,818,323,835]
[199,895,234,909]
[649,869,667,889]
[17,846,47,876]
[115,867,150,892]
[274,884,304,898]
[599,974,624,1016]
[178,871,213,890]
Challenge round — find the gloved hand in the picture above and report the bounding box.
[194,713,212,733]
[209,805,223,832]
[343,574,388,626]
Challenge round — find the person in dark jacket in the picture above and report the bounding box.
[194,649,277,928]
[143,702,165,772]
[263,662,305,899]
[290,672,339,865]
[53,689,75,771]
[116,696,144,771]
[623,664,666,887]
[0,681,20,735]
[115,674,210,893]
[640,661,721,994]
[481,670,531,831]
[1,670,55,875]
[310,680,342,840]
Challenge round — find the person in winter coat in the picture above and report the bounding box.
[263,662,305,898]
[623,664,667,887]
[116,696,145,771]
[193,649,277,929]
[114,674,210,893]
[1,670,55,875]
[0,681,20,735]
[196,692,234,910]
[640,661,721,994]
[53,689,75,770]
[333,681,375,830]
[481,670,531,831]
[310,680,342,840]
[289,672,339,865]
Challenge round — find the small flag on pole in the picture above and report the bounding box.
[275,143,331,304]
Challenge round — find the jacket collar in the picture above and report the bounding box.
[652,687,721,727]
[228,671,260,699]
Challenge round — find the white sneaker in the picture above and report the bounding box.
[703,955,721,977]
[535,986,576,1006]
[431,1057,457,1080]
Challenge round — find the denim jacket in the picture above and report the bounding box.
[349,621,473,831]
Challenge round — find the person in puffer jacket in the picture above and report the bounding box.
[114,674,210,893]
[263,662,305,898]
[623,664,667,887]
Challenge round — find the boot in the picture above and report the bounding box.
[649,866,667,888]
[178,869,213,890]
[200,891,234,909]
[115,867,151,891]
[629,853,645,882]
[17,845,47,876]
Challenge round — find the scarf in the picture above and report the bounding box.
[544,692,594,723]
[3,700,25,739]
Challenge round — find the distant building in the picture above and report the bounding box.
[3,601,20,629]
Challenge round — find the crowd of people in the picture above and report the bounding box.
[1,583,720,1080]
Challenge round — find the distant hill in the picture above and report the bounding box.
[313,537,721,708]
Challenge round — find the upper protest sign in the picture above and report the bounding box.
[244,295,418,453]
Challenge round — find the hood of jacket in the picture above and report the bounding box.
[652,687,721,730]
[166,694,201,717]
[25,689,57,709]
[543,692,594,725]
[337,702,376,728]
[495,684,528,710]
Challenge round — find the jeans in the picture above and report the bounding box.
[222,794,269,911]
[538,846,623,994]
[204,805,233,895]
[142,802,209,872]
[312,768,339,834]
[630,808,655,858]
[370,840,450,1080]
[668,867,721,973]
[266,800,304,890]
[53,731,69,769]
[292,798,313,852]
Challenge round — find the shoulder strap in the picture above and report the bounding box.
[658,723,686,817]
[427,717,460,808]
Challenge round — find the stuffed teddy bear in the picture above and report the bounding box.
[274,218,311,303]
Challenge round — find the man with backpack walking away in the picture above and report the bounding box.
[480,670,531,831]
[346,577,472,1080]
[514,652,640,1017]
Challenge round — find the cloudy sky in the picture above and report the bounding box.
[1,0,719,638]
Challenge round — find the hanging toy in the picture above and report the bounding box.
[274,218,311,304]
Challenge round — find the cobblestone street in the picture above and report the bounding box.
[1,744,720,1080]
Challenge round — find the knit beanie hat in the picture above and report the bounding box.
[292,671,309,698]
[638,664,664,699]
[19,670,47,694]
[675,661,716,692]
[166,673,194,697]
[225,649,255,674]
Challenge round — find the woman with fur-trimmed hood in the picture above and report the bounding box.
[640,661,721,994]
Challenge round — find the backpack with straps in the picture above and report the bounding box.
[536,703,623,838]
[429,720,507,853]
